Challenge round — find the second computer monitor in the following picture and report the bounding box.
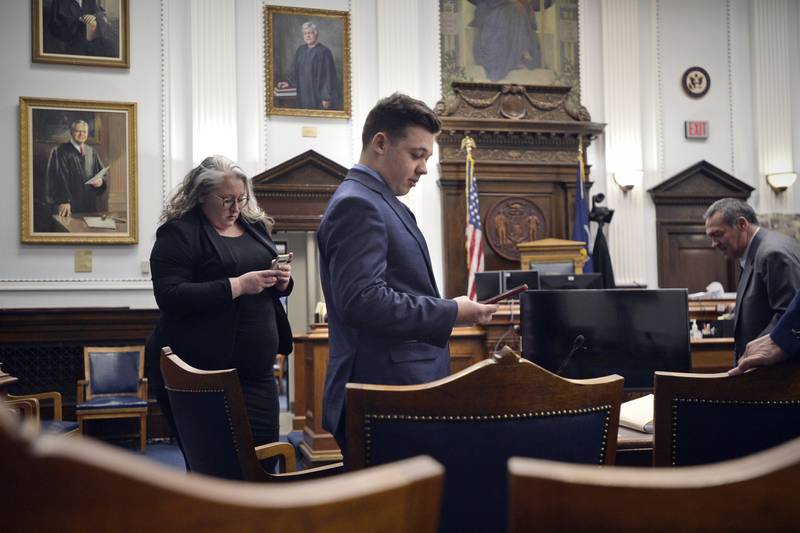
[504,270,540,293]
[539,273,602,290]
[475,270,540,301]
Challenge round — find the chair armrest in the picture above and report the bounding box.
[273,462,344,481]
[9,391,63,421]
[77,380,88,403]
[138,378,148,400]
[254,442,297,473]
[6,398,41,432]
[6,397,39,417]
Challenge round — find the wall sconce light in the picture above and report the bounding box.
[766,172,797,193]
[612,170,643,193]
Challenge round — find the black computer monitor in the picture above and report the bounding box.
[503,270,540,293]
[539,273,602,290]
[475,272,502,302]
[520,289,690,390]
[475,270,540,302]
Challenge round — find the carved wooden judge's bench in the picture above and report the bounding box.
[435,82,604,297]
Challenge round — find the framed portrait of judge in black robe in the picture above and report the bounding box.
[265,6,351,118]
[20,97,138,244]
[32,0,130,68]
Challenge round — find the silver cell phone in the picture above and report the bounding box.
[270,253,291,269]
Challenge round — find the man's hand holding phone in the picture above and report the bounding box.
[479,283,528,304]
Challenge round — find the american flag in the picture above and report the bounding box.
[465,151,484,300]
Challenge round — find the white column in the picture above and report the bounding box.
[579,0,606,192]
[375,0,420,98]
[601,0,647,286]
[375,0,422,211]
[751,0,795,213]
[190,0,238,163]
[234,0,264,174]
[350,0,379,165]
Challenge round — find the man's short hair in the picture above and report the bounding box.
[361,93,442,151]
[70,120,89,131]
[302,22,318,34]
[704,198,758,226]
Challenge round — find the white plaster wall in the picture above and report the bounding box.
[657,0,733,180]
[793,1,800,209]
[729,0,755,188]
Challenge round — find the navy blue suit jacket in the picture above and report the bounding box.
[770,289,800,358]
[318,168,458,441]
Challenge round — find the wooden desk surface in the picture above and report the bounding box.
[52,213,127,233]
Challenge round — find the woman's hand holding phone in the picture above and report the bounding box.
[271,252,293,292]
[230,252,293,298]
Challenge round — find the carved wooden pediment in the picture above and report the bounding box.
[251,150,347,231]
[648,160,754,205]
[648,160,753,292]
[435,82,605,164]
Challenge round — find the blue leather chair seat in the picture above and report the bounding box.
[77,396,147,410]
[42,420,79,434]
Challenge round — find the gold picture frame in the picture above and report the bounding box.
[32,0,130,69]
[265,5,351,118]
[20,97,138,244]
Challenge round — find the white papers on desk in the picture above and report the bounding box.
[619,393,654,434]
[83,216,116,229]
[688,281,736,300]
[274,87,297,97]
[688,291,737,300]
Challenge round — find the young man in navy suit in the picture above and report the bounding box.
[318,93,497,451]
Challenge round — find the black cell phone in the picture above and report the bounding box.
[479,283,528,304]
[270,253,291,269]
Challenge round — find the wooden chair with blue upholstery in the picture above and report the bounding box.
[653,361,800,466]
[0,406,444,533]
[346,346,624,533]
[160,346,343,480]
[508,433,800,531]
[76,345,148,452]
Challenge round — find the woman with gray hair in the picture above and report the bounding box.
[146,155,293,465]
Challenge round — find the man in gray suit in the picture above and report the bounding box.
[704,198,800,359]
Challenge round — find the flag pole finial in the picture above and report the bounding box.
[461,136,476,157]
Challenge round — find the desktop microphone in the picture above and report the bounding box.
[556,334,585,375]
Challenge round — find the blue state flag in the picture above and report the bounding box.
[572,167,593,273]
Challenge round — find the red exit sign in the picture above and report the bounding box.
[685,121,709,139]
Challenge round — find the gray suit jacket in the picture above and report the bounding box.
[734,228,800,358]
